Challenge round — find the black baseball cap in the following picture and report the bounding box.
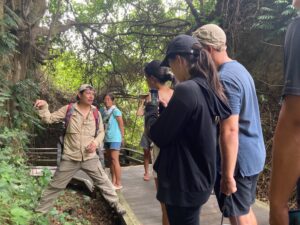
[161,34,200,67]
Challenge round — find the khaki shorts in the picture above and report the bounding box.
[151,144,160,178]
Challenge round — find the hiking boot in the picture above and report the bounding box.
[112,202,126,215]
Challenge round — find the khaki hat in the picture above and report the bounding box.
[192,24,227,51]
[78,84,93,92]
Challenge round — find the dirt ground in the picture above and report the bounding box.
[48,184,121,225]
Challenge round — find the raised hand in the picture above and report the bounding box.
[34,99,47,109]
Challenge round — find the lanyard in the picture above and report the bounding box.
[220,195,239,225]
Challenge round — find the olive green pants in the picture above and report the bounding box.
[36,156,118,213]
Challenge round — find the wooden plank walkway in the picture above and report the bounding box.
[120,165,269,225]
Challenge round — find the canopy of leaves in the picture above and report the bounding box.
[253,0,297,39]
[46,0,193,93]
[40,0,298,147]
[0,2,299,221]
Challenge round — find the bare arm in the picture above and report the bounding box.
[34,99,67,124]
[116,116,125,143]
[281,96,300,126]
[271,96,300,157]
[92,112,105,146]
[136,98,146,116]
[219,114,239,195]
[86,111,105,153]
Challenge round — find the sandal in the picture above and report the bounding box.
[114,185,123,190]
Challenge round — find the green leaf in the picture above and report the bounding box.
[10,207,32,225]
[260,7,274,12]
[281,9,295,16]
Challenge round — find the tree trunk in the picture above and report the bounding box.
[0,0,3,30]
[0,0,10,127]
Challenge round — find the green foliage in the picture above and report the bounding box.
[0,76,50,225]
[44,51,87,92]
[0,90,10,118]
[12,79,44,131]
[0,31,18,55]
[253,0,297,37]
[48,0,68,14]
[10,207,32,225]
[0,77,44,145]
[0,143,50,225]
[44,0,196,150]
[48,0,192,88]
[47,208,90,225]
[0,11,18,120]
[0,12,19,56]
[0,73,11,123]
[0,9,49,224]
[117,80,149,149]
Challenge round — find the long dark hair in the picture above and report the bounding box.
[168,43,226,101]
[144,60,176,86]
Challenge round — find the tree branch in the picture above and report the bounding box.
[32,19,76,40]
[199,0,205,16]
[78,27,119,74]
[184,0,202,27]
[43,0,62,52]
[72,18,190,29]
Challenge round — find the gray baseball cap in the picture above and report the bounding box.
[78,84,93,92]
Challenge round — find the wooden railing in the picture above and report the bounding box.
[121,147,144,164]
[26,147,144,166]
[27,147,59,166]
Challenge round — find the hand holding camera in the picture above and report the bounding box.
[149,89,159,106]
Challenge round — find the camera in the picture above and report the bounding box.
[150,89,158,106]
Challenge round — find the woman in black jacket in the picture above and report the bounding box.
[145,34,231,225]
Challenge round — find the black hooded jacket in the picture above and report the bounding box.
[145,76,231,207]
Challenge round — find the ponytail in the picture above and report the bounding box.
[179,43,227,102]
[144,60,175,85]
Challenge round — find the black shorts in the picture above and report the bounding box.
[165,204,201,225]
[214,172,259,217]
[139,132,152,149]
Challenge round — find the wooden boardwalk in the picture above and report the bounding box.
[120,165,269,225]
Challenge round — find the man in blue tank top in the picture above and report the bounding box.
[193,24,266,225]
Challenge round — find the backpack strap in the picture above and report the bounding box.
[92,108,99,137]
[104,108,115,123]
[64,103,75,132]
